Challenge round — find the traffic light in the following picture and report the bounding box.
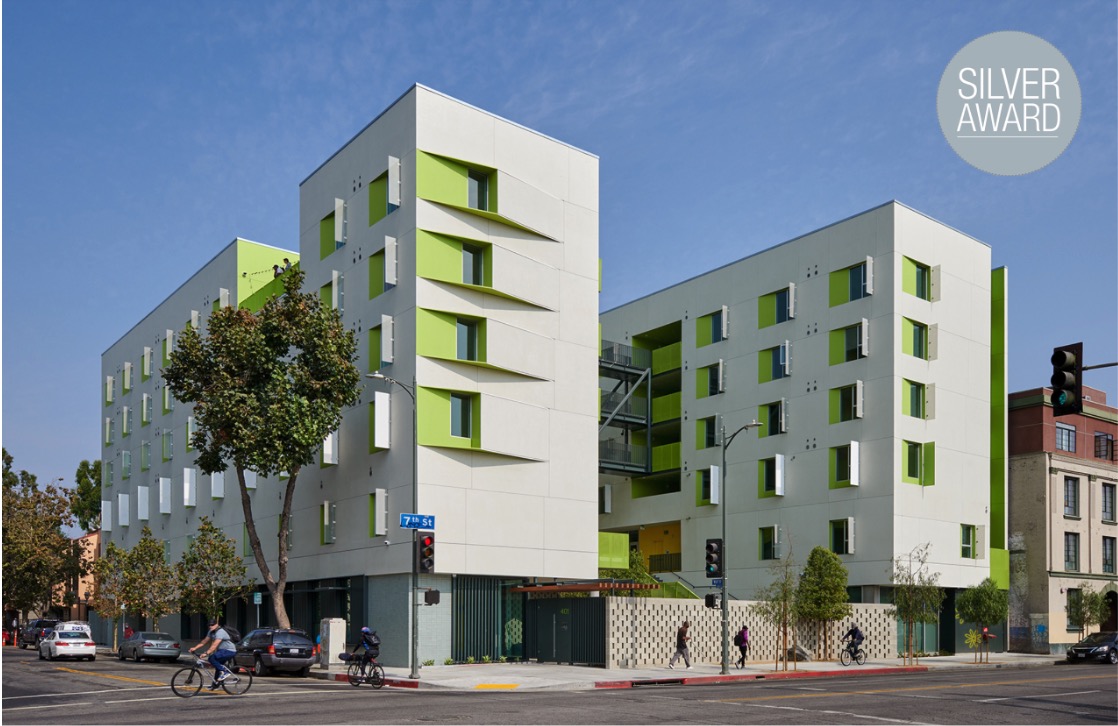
[704,593,718,608]
[1050,342,1083,417]
[417,531,435,574]
[704,538,723,578]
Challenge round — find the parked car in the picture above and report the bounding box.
[55,621,92,636]
[118,631,181,663]
[233,628,316,676]
[19,619,58,649]
[1065,631,1118,664]
[38,630,96,661]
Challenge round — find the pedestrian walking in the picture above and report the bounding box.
[667,620,692,669]
[733,625,750,668]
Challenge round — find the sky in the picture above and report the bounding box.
[3,0,1116,491]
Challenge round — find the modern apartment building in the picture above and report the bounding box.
[598,201,1008,653]
[100,85,600,666]
[1007,385,1118,654]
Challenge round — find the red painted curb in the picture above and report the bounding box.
[329,672,418,688]
[593,666,928,689]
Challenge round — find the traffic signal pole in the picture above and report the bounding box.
[719,420,760,675]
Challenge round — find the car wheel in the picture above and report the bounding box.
[19,641,27,650]
[89,656,96,662]
[38,648,45,660]
[47,649,55,661]
[298,666,310,677]
[133,650,143,663]
[118,648,125,660]
[1108,649,1117,665]
[253,657,271,677]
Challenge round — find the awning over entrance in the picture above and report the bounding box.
[510,582,660,593]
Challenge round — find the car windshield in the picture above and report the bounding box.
[1079,632,1115,645]
[58,632,86,640]
[274,633,312,647]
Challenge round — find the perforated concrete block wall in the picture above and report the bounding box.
[604,598,896,669]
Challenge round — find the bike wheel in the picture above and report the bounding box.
[170,667,204,698]
[855,649,866,666]
[370,663,385,689]
[221,670,253,696]
[347,661,364,687]
[839,648,852,666]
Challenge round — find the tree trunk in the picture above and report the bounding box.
[238,466,302,629]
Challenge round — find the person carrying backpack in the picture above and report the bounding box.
[351,626,381,666]
[734,625,750,668]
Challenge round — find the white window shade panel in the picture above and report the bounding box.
[143,347,152,376]
[244,470,257,490]
[330,270,341,310]
[930,265,942,302]
[600,484,612,514]
[787,283,796,319]
[374,487,388,536]
[374,390,391,449]
[117,493,130,527]
[322,430,338,465]
[380,315,394,364]
[388,156,401,207]
[105,376,114,403]
[334,198,346,248]
[849,441,861,486]
[860,318,869,356]
[773,526,782,559]
[137,486,149,521]
[781,341,791,376]
[717,359,725,393]
[864,256,874,295]
[720,305,730,339]
[219,287,230,308]
[212,470,224,499]
[926,383,936,420]
[854,380,864,419]
[710,465,721,505]
[159,477,172,514]
[847,517,856,554]
[928,324,939,360]
[183,468,197,507]
[191,310,200,329]
[774,454,785,496]
[976,525,986,560]
[778,399,787,433]
[166,329,174,355]
[384,236,398,285]
[123,362,132,389]
[102,501,113,532]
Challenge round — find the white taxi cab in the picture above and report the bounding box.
[39,629,97,661]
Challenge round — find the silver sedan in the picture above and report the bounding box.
[118,631,181,663]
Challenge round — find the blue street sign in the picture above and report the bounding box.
[712,578,723,588]
[400,513,435,530]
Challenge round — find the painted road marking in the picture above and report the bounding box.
[977,689,1100,703]
[749,702,920,724]
[4,702,95,712]
[53,666,165,686]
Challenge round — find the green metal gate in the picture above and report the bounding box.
[525,597,606,666]
[452,576,524,662]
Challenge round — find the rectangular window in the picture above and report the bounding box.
[760,526,780,561]
[903,257,932,300]
[1064,532,1079,571]
[903,440,939,486]
[698,469,712,502]
[369,488,388,537]
[698,416,718,449]
[762,400,785,436]
[141,440,151,471]
[906,441,921,480]
[186,416,196,451]
[710,309,724,343]
[1103,536,1116,575]
[467,169,489,211]
[105,461,114,487]
[123,362,133,392]
[122,451,132,480]
[1096,432,1115,460]
[321,501,337,544]
[1064,476,1079,517]
[456,319,478,361]
[104,417,113,445]
[1056,423,1076,452]
[462,243,485,286]
[904,379,926,418]
[121,406,131,436]
[830,322,868,365]
[450,393,472,438]
[707,363,722,396]
[1067,588,1082,630]
[961,524,976,558]
[162,386,174,414]
[848,261,870,301]
[142,394,152,425]
[832,383,862,423]
[759,286,794,327]
[764,343,789,380]
[142,347,153,380]
[105,375,114,405]
[835,444,851,482]
[906,319,928,359]
[774,288,791,324]
[1103,483,1116,522]
[759,456,784,496]
[830,518,854,555]
[162,430,173,462]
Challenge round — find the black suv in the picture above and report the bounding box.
[19,619,59,649]
[232,628,316,676]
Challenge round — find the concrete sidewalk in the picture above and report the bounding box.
[307,652,1064,691]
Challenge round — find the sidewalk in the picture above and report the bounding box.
[306,652,1063,691]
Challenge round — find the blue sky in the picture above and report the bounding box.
[3,0,1116,487]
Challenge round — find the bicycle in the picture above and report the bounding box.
[170,654,253,697]
[839,640,867,666]
[340,652,385,689]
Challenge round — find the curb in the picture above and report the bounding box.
[595,666,928,689]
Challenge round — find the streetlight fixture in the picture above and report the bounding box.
[719,419,761,675]
[366,371,421,680]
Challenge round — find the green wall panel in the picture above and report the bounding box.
[989,547,1009,590]
[829,388,841,424]
[828,328,846,366]
[758,292,777,329]
[416,308,459,361]
[369,251,385,299]
[652,392,681,423]
[901,257,918,297]
[696,313,713,348]
[416,386,481,450]
[368,173,388,227]
[651,342,682,374]
[598,532,629,569]
[758,347,775,383]
[416,229,463,284]
[651,442,680,472]
[829,268,849,307]
[416,150,469,208]
[320,213,335,260]
[235,240,299,309]
[990,267,1008,549]
[367,328,381,373]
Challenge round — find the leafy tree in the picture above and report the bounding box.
[1066,582,1111,636]
[749,549,799,671]
[888,544,945,665]
[795,546,852,659]
[177,516,253,619]
[89,541,128,650]
[955,577,1008,663]
[124,526,179,629]
[2,449,82,618]
[71,459,102,532]
[164,269,360,628]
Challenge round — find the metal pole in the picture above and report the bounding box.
[720,424,729,675]
[410,374,419,680]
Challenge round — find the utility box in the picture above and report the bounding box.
[319,617,347,669]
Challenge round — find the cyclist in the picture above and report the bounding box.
[189,618,237,690]
[842,623,865,656]
[351,626,381,670]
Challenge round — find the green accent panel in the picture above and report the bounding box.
[657,581,696,599]
[989,547,1010,590]
[369,251,385,299]
[758,347,774,383]
[902,380,912,417]
[696,313,713,348]
[902,318,915,356]
[416,386,481,450]
[651,442,680,472]
[757,460,777,499]
[320,281,332,307]
[695,419,705,450]
[320,212,335,260]
[989,267,1008,549]
[631,475,680,498]
[652,392,681,423]
[828,446,851,489]
[829,268,849,307]
[695,368,708,399]
[416,308,457,359]
[235,240,299,308]
[416,229,464,283]
[368,327,381,372]
[902,257,917,296]
[651,342,682,374]
[829,328,845,366]
[368,494,376,538]
[758,291,777,329]
[598,532,630,569]
[829,388,841,424]
[368,173,388,227]
[924,441,936,486]
[902,442,919,485]
[757,405,768,438]
[237,270,292,313]
[416,150,469,207]
[162,338,170,366]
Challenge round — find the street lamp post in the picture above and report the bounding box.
[719,420,761,675]
[367,371,420,680]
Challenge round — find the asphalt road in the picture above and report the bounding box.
[3,647,1115,725]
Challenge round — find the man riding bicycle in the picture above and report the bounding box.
[842,623,865,655]
[189,618,237,689]
[351,626,381,666]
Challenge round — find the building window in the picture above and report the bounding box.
[709,309,724,344]
[760,526,780,560]
[698,469,713,502]
[450,393,472,438]
[904,380,925,419]
[961,524,976,559]
[456,319,478,361]
[762,343,789,381]
[122,451,132,480]
[698,416,718,449]
[904,318,928,359]
[1096,432,1115,460]
[830,518,853,555]
[762,400,785,436]
[848,262,870,301]
[467,169,489,211]
[142,394,152,425]
[1064,476,1079,517]
[707,364,722,396]
[1066,587,1082,630]
[774,288,791,324]
[1064,532,1079,571]
[462,244,485,286]
[1056,422,1076,452]
[1104,537,1116,575]
[904,257,931,300]
[902,440,934,485]
[162,430,173,462]
[834,384,860,423]
[760,457,778,494]
[1103,483,1116,523]
[835,444,851,483]
[845,325,865,362]
[122,407,131,437]
[141,440,151,471]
